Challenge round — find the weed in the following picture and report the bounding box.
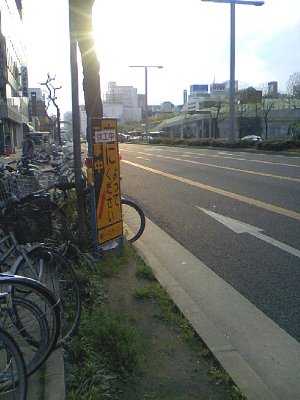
[82,306,141,373]
[208,366,232,385]
[135,264,156,281]
[133,284,197,342]
[231,385,247,400]
[200,348,212,358]
[65,305,141,399]
[96,242,136,277]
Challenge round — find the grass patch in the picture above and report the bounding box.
[135,264,156,281]
[208,366,232,385]
[65,242,142,399]
[65,295,141,400]
[133,284,197,342]
[133,282,246,400]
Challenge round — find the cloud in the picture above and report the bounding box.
[255,21,300,91]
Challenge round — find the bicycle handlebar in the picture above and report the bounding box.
[0,163,16,173]
[54,181,77,191]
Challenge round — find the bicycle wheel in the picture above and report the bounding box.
[121,198,146,243]
[0,274,60,376]
[14,247,81,348]
[0,327,27,400]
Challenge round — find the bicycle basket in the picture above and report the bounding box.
[2,203,52,244]
[0,175,40,202]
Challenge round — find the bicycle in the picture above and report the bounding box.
[0,273,61,377]
[0,326,27,400]
[0,189,81,348]
[121,198,146,243]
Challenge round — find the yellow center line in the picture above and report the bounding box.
[122,159,300,221]
[123,150,300,183]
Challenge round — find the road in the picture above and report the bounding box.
[119,143,300,342]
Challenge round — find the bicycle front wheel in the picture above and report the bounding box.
[0,274,60,376]
[0,326,27,400]
[14,247,81,347]
[121,198,146,243]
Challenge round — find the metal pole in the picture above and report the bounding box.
[68,1,86,246]
[229,2,235,141]
[129,65,162,138]
[202,0,264,141]
[144,66,148,137]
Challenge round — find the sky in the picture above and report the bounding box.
[22,0,300,115]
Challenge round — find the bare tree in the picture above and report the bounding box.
[261,98,276,140]
[285,72,300,109]
[236,102,248,139]
[41,73,62,144]
[286,72,300,97]
[211,97,226,139]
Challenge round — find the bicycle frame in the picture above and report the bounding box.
[0,230,44,279]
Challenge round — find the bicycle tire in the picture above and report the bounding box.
[13,247,81,347]
[0,326,27,400]
[5,296,49,377]
[121,198,146,243]
[0,274,60,376]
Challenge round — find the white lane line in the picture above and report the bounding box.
[196,206,300,258]
[121,145,300,167]
[136,156,150,161]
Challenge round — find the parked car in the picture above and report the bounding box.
[240,135,262,143]
[118,133,131,143]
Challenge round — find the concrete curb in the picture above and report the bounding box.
[44,348,65,400]
[134,217,300,400]
[28,347,65,400]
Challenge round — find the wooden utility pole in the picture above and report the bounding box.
[68,0,103,248]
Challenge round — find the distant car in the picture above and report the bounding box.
[118,133,128,143]
[241,135,262,143]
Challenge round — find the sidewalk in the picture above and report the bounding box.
[18,192,300,399]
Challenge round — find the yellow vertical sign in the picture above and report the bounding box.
[91,118,123,245]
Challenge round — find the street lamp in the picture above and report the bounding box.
[129,65,163,138]
[201,0,264,140]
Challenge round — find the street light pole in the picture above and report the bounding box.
[129,65,163,137]
[201,0,264,141]
[145,66,148,137]
[229,2,235,141]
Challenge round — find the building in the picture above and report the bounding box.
[27,87,47,131]
[63,111,73,140]
[268,81,278,97]
[183,89,187,104]
[28,88,46,118]
[103,81,142,122]
[0,0,29,155]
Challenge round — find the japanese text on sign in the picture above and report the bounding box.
[94,129,116,143]
[91,119,122,245]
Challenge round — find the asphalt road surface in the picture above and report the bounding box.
[119,143,300,342]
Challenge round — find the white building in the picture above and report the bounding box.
[103,81,142,122]
[0,0,29,154]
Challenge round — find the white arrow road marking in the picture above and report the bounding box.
[196,206,300,258]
